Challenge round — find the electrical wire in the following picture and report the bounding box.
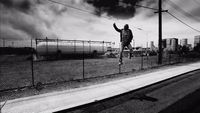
[48,0,97,16]
[47,0,160,30]
[135,4,158,11]
[48,0,200,37]
[166,0,200,22]
[192,0,200,5]
[167,12,200,33]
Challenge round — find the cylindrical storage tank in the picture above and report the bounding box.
[36,41,109,56]
[150,41,154,50]
[171,38,178,51]
[166,38,171,50]
[194,35,200,47]
[181,38,188,46]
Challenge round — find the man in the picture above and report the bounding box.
[113,23,133,65]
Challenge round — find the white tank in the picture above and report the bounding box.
[171,38,178,51]
[36,41,108,56]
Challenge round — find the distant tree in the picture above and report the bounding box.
[182,45,189,54]
[193,43,200,53]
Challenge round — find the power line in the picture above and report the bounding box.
[47,0,160,18]
[48,0,96,16]
[49,0,198,36]
[47,0,125,25]
[47,0,153,30]
[135,4,158,11]
[166,0,200,22]
[192,0,200,5]
[48,0,186,37]
[167,12,200,33]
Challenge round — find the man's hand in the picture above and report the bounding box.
[113,23,120,32]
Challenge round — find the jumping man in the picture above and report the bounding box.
[113,23,133,65]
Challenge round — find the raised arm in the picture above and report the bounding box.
[113,23,121,32]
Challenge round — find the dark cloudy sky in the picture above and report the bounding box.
[0,0,199,47]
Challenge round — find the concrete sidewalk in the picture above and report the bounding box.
[1,62,200,113]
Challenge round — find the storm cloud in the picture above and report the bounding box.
[0,0,67,40]
[85,0,168,19]
[0,0,199,46]
[0,0,169,41]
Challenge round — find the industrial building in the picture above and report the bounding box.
[194,35,200,47]
[162,38,178,51]
[180,38,188,46]
[162,39,167,48]
[150,41,157,51]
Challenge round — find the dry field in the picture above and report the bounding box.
[0,55,183,91]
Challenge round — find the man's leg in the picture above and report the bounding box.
[127,44,133,59]
[119,43,124,64]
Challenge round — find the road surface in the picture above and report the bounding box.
[57,70,200,113]
[1,62,200,113]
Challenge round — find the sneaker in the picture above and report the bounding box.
[119,61,123,65]
[129,54,132,59]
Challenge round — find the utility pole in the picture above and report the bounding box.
[154,0,168,64]
[31,38,35,86]
[158,0,162,64]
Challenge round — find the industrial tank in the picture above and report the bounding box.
[36,41,109,56]
[171,38,178,51]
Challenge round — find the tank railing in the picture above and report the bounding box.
[36,38,112,44]
[35,38,112,60]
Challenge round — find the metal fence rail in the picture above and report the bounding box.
[0,38,199,92]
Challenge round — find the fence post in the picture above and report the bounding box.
[146,50,149,69]
[12,41,14,47]
[169,52,171,64]
[31,39,35,87]
[35,39,37,52]
[157,53,159,66]
[46,37,48,56]
[3,38,5,47]
[141,51,143,70]
[102,41,104,53]
[146,54,148,69]
[181,53,183,63]
[89,40,91,54]
[82,41,85,79]
[74,40,76,54]
[57,38,59,52]
[119,64,121,74]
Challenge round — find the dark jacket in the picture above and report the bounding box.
[113,24,133,45]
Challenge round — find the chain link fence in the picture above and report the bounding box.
[0,38,200,92]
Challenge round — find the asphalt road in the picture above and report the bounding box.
[56,69,200,113]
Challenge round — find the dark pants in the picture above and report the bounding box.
[119,42,133,62]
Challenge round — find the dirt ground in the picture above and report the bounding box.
[0,60,197,102]
[0,54,199,102]
[0,55,160,91]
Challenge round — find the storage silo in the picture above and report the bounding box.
[166,38,171,51]
[171,38,178,51]
[181,38,188,46]
[194,35,200,47]
[150,41,155,50]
